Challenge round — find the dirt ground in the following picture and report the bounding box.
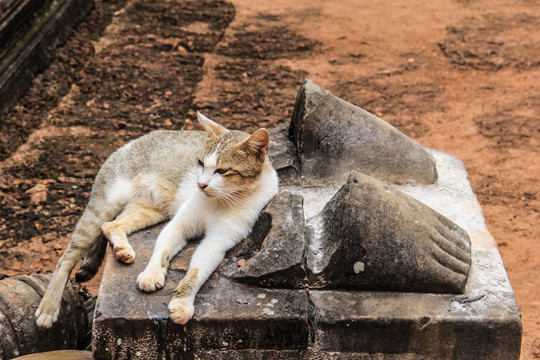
[0,0,538,358]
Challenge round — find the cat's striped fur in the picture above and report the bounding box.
[35,113,278,327]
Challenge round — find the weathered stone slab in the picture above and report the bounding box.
[92,223,310,359]
[92,135,521,360]
[306,149,521,359]
[309,290,521,359]
[305,171,471,294]
[290,79,438,185]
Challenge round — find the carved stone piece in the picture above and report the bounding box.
[305,171,471,294]
[0,274,89,358]
[290,79,438,185]
[234,190,306,288]
[268,123,300,185]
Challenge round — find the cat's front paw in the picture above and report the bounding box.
[35,301,60,328]
[113,244,136,264]
[168,297,194,324]
[137,267,165,292]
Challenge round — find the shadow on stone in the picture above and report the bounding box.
[290,79,438,185]
[305,171,471,294]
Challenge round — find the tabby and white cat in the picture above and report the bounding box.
[35,113,279,327]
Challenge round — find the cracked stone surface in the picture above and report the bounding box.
[232,190,307,288]
[93,222,310,359]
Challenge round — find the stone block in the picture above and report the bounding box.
[233,190,307,288]
[305,171,471,293]
[305,149,521,359]
[92,223,310,359]
[309,290,521,359]
[92,131,520,359]
[268,122,300,185]
[289,80,438,185]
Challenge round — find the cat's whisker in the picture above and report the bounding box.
[221,190,250,205]
[223,193,243,206]
[226,189,250,198]
[219,196,235,208]
[225,190,251,206]
[214,191,237,207]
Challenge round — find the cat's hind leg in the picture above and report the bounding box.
[36,200,122,328]
[102,198,168,264]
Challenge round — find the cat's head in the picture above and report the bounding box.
[195,112,271,202]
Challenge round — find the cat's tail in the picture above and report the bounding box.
[75,232,108,282]
[73,194,122,283]
[36,191,123,327]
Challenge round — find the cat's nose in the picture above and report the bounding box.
[198,183,208,191]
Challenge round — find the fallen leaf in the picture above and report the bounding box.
[25,180,54,205]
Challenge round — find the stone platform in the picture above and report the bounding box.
[92,145,521,359]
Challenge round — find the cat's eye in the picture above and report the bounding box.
[216,168,230,175]
[197,159,204,167]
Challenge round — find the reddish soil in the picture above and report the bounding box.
[0,0,538,358]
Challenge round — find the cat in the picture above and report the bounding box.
[35,112,279,328]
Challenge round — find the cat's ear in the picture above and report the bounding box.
[197,111,227,137]
[236,129,270,161]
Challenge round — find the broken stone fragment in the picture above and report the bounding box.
[0,274,89,359]
[290,79,438,185]
[306,171,471,294]
[268,123,300,185]
[234,190,307,288]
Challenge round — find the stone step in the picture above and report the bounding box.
[92,224,310,359]
[0,0,93,115]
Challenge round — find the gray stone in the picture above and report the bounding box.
[92,132,521,360]
[268,122,300,185]
[0,274,88,359]
[290,79,438,185]
[303,149,521,359]
[309,290,521,359]
[233,190,306,288]
[305,171,471,294]
[92,223,310,359]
